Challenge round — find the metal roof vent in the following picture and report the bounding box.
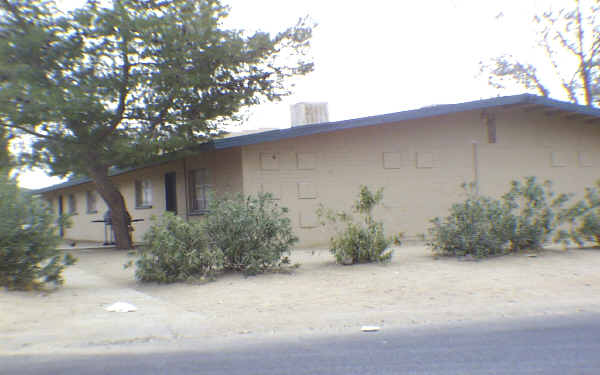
[290,102,329,127]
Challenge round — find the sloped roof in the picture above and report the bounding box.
[33,93,600,194]
[209,94,600,149]
[32,158,180,194]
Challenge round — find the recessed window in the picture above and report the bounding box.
[579,151,593,167]
[383,152,403,169]
[67,194,77,214]
[189,168,211,214]
[297,153,316,170]
[416,152,434,168]
[86,191,97,213]
[297,182,317,199]
[260,183,281,200]
[135,179,153,208]
[551,151,568,167]
[47,198,55,213]
[260,152,279,170]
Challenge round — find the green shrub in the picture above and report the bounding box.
[427,177,573,258]
[318,186,400,265]
[134,213,222,283]
[204,193,298,275]
[0,175,76,290]
[427,185,515,257]
[502,177,570,251]
[562,181,600,246]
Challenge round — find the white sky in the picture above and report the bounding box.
[18,0,570,189]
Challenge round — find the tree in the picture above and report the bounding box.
[481,0,600,106]
[0,173,76,290]
[0,0,313,248]
[0,127,12,173]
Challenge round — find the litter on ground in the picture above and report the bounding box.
[105,302,137,312]
[361,325,380,332]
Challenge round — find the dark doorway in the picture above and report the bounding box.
[164,172,177,214]
[58,195,64,237]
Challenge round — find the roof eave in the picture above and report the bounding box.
[33,94,600,194]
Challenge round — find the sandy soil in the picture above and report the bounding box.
[2,245,600,355]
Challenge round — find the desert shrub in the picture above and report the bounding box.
[427,185,515,257]
[501,177,570,251]
[562,181,600,246]
[204,193,298,275]
[134,213,222,283]
[0,175,76,290]
[427,178,573,258]
[318,186,401,265]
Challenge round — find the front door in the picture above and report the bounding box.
[164,172,177,214]
[58,195,64,237]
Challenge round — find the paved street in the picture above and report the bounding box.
[4,313,600,375]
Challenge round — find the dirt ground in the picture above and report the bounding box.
[2,244,600,355]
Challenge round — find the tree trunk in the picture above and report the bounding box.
[87,163,133,249]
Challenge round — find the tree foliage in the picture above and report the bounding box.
[0,0,313,248]
[481,0,600,106]
[0,174,76,290]
[0,126,12,173]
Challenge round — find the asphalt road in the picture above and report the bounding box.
[4,314,600,375]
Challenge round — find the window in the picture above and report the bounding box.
[46,198,54,213]
[135,179,153,208]
[67,194,77,214]
[86,191,97,213]
[189,169,211,213]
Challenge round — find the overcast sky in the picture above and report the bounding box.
[18,0,570,188]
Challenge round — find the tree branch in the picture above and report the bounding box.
[1,122,66,142]
[529,71,551,98]
[574,0,593,105]
[555,30,579,56]
[590,37,600,59]
[543,42,578,103]
[1,0,28,30]
[97,24,131,141]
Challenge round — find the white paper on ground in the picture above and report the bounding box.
[361,325,380,332]
[105,302,137,312]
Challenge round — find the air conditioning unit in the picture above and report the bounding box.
[290,102,329,127]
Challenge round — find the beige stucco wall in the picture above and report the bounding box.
[240,109,600,247]
[42,108,600,247]
[45,181,109,243]
[477,110,600,198]
[43,159,186,243]
[43,147,243,243]
[185,147,243,225]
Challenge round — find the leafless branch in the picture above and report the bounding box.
[543,42,578,103]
